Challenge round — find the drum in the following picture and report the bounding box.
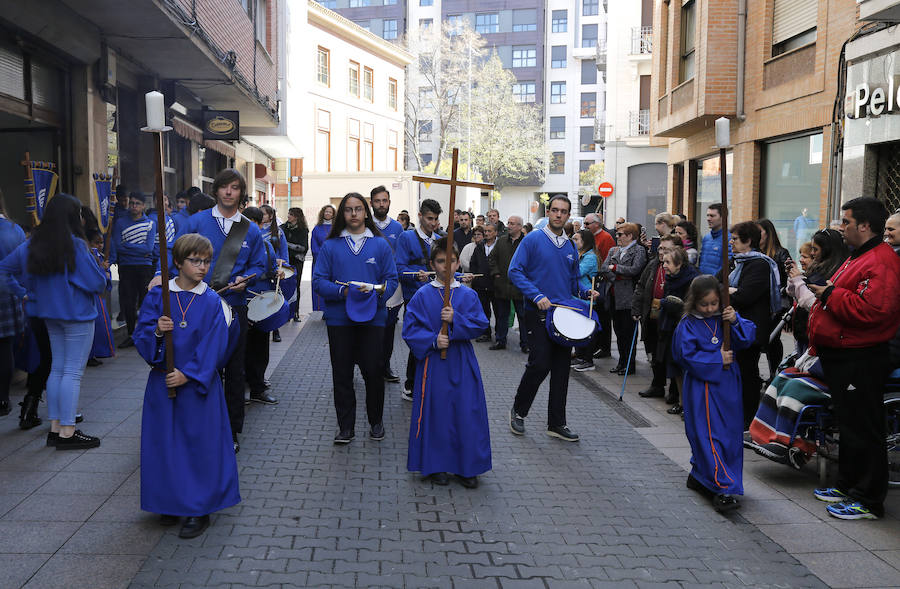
[280,265,296,280]
[545,306,597,347]
[247,291,290,332]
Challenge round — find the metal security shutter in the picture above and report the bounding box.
[0,45,25,100]
[773,0,817,45]
[31,59,61,111]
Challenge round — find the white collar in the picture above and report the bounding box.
[211,206,242,222]
[416,226,434,242]
[542,225,569,247]
[340,228,374,239]
[169,278,208,294]
[374,216,393,230]
[430,279,460,288]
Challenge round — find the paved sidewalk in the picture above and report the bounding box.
[129,318,824,588]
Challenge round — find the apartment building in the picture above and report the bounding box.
[651,0,858,256]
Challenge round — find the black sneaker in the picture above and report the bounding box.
[250,392,279,405]
[55,430,101,451]
[787,447,809,470]
[686,474,714,499]
[369,423,385,441]
[233,434,240,454]
[573,361,595,372]
[755,441,789,463]
[638,387,665,398]
[178,515,210,538]
[46,432,59,447]
[384,371,401,383]
[456,474,478,489]
[713,494,741,513]
[86,357,102,367]
[334,429,355,444]
[159,514,179,526]
[666,404,683,415]
[509,408,525,435]
[475,335,491,343]
[271,330,282,343]
[593,349,611,359]
[546,425,579,442]
[489,342,506,350]
[429,472,449,485]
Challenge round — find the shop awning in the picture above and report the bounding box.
[172,116,235,159]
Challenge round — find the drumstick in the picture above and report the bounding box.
[275,260,283,294]
[247,290,263,296]
[588,276,595,318]
[401,271,484,277]
[549,303,583,312]
[215,273,257,295]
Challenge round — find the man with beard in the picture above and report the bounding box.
[370,186,405,383]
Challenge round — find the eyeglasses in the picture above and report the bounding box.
[615,232,625,237]
[185,257,212,267]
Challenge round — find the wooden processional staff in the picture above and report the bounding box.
[715,117,732,356]
[412,148,493,359]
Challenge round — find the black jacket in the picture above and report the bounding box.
[729,255,773,347]
[488,232,523,300]
[470,242,495,293]
[281,221,309,266]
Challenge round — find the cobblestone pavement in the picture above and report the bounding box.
[128,317,827,589]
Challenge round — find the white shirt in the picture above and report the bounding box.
[430,278,460,289]
[340,228,374,255]
[169,279,208,294]
[211,206,243,235]
[416,226,435,246]
[374,216,393,230]
[484,240,497,257]
[459,242,477,272]
[542,225,569,248]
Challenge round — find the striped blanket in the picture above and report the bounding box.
[749,366,830,458]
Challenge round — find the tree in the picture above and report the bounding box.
[579,162,605,189]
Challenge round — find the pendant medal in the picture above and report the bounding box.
[711,336,719,344]
[179,320,188,329]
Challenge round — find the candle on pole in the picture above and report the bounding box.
[142,91,176,397]
[715,117,732,354]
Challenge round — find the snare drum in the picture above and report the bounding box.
[247,291,290,332]
[545,306,597,347]
[280,265,296,280]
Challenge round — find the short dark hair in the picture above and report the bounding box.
[842,197,889,235]
[429,236,459,262]
[707,203,725,215]
[370,185,389,199]
[211,168,247,201]
[473,225,485,235]
[420,198,442,216]
[127,192,145,204]
[730,220,761,249]
[548,195,572,212]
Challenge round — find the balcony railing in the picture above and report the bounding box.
[631,26,652,55]
[628,109,650,136]
[593,113,607,146]
[595,39,607,68]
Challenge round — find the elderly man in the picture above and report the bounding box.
[807,197,900,520]
[583,212,614,358]
[470,223,499,342]
[489,216,528,352]
[487,209,506,234]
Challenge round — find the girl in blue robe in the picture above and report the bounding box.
[134,233,240,539]
[310,205,335,312]
[403,237,491,488]
[672,274,755,513]
[87,231,115,362]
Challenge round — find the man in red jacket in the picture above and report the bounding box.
[808,197,900,520]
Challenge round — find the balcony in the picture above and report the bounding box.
[596,40,607,68]
[859,0,900,22]
[631,26,652,55]
[628,109,650,136]
[593,112,607,146]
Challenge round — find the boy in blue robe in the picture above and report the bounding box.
[134,233,240,539]
[87,230,115,364]
[403,237,491,488]
[672,275,755,513]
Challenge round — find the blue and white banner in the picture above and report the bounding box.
[92,173,115,234]
[24,160,58,224]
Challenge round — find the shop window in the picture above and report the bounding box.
[694,151,733,236]
[762,133,823,258]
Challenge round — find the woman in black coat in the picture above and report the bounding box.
[758,218,793,376]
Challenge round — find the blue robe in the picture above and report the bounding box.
[402,282,492,478]
[134,283,240,516]
[310,223,331,311]
[91,248,115,358]
[672,313,756,496]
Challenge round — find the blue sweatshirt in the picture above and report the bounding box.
[181,209,268,307]
[396,229,434,302]
[312,232,399,326]
[263,228,289,261]
[152,213,176,263]
[375,217,404,253]
[508,228,583,310]
[172,208,191,237]
[110,214,155,266]
[699,228,732,276]
[0,237,107,321]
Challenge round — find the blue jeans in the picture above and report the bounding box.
[45,319,94,426]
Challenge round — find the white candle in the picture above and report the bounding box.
[715,117,730,149]
[145,91,165,130]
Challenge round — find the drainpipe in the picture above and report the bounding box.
[736,0,747,120]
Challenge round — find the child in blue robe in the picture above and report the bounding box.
[87,230,115,363]
[134,233,240,539]
[672,274,755,513]
[403,237,491,488]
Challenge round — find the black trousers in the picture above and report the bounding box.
[26,317,51,400]
[493,298,528,348]
[643,318,667,389]
[382,305,401,376]
[597,305,612,354]
[736,345,763,429]
[514,308,571,427]
[612,309,638,368]
[818,345,890,516]
[327,324,385,432]
[477,291,493,337]
[223,306,248,435]
[244,325,270,394]
[0,336,13,405]
[118,264,154,335]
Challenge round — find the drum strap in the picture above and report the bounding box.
[413,232,430,266]
[210,217,251,290]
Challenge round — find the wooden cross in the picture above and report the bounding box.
[411,148,494,359]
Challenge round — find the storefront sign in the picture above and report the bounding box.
[849,79,900,119]
[202,110,239,140]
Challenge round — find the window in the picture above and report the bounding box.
[512,46,536,68]
[580,127,595,152]
[447,14,462,33]
[773,0,817,56]
[255,0,268,50]
[315,109,331,172]
[419,18,433,30]
[550,152,565,174]
[349,0,370,6]
[581,59,597,84]
[512,9,537,32]
[551,81,566,104]
[420,0,433,5]
[388,130,398,171]
[581,92,597,117]
[384,0,397,4]
[762,133,823,258]
[418,120,432,141]
[363,67,374,102]
[551,46,566,68]
[579,160,594,174]
[694,152,733,236]
[317,47,330,86]
[388,78,398,110]
[680,0,696,83]
[363,123,374,171]
[552,10,567,33]
[550,116,566,139]
[317,0,336,8]
[349,61,360,97]
[383,19,398,39]
[348,119,360,173]
[512,81,536,103]
[422,153,434,166]
[583,0,599,17]
[582,24,598,48]
[475,13,499,34]
[355,20,370,32]
[418,87,434,106]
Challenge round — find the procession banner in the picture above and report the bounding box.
[92,173,115,233]
[23,158,59,225]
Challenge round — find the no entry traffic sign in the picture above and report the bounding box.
[598,182,614,198]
